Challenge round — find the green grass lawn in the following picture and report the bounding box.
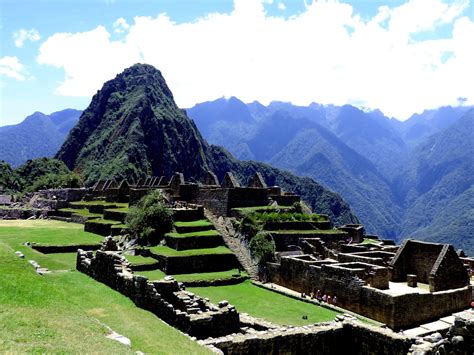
[125,255,159,266]
[138,269,246,282]
[0,220,103,271]
[149,245,233,257]
[189,280,340,326]
[166,230,220,238]
[0,221,209,354]
[361,238,382,245]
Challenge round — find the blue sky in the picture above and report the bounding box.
[1,0,473,126]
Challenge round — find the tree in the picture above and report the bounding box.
[125,190,173,244]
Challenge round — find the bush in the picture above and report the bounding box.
[249,231,275,264]
[239,214,262,239]
[125,190,173,244]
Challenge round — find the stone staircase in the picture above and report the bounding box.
[205,210,259,280]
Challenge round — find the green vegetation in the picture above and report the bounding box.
[149,245,232,257]
[138,269,246,282]
[189,280,340,326]
[88,219,122,225]
[166,230,220,238]
[125,255,158,266]
[361,238,381,245]
[249,231,275,264]
[126,190,173,244]
[0,221,209,354]
[0,158,82,193]
[58,208,102,219]
[174,220,213,228]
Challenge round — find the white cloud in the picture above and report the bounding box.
[0,56,26,80]
[36,0,474,119]
[278,2,286,10]
[113,17,130,33]
[13,28,40,48]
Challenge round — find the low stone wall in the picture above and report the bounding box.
[264,221,332,231]
[201,321,412,355]
[77,249,240,339]
[150,252,240,274]
[172,206,204,222]
[0,207,45,219]
[103,209,127,223]
[196,188,230,216]
[164,234,224,251]
[84,221,114,236]
[31,243,101,253]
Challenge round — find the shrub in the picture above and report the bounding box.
[125,190,173,244]
[239,214,262,239]
[249,231,275,264]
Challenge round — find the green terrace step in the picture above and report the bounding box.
[173,219,215,234]
[57,208,103,220]
[69,201,128,214]
[147,246,239,274]
[137,268,249,286]
[125,255,160,271]
[84,219,122,236]
[165,230,224,251]
[103,208,128,223]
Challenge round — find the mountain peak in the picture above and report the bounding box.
[56,64,209,184]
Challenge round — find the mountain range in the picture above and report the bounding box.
[0,109,82,167]
[187,98,473,254]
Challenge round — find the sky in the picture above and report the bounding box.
[0,0,473,126]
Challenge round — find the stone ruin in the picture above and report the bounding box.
[87,171,301,216]
[267,238,472,330]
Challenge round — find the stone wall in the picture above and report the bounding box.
[149,252,239,274]
[201,321,412,355]
[0,207,44,219]
[164,234,224,251]
[196,188,229,216]
[76,249,240,339]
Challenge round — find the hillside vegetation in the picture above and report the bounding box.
[188,98,473,253]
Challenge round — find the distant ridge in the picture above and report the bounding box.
[0,109,81,167]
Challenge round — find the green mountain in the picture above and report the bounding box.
[396,110,474,254]
[0,109,81,167]
[187,98,472,253]
[56,64,358,226]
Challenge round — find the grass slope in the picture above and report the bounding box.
[189,280,340,326]
[0,220,209,354]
